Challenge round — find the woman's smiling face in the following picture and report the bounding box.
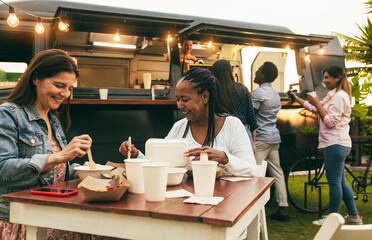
[176,80,208,123]
[33,71,76,113]
[322,71,340,90]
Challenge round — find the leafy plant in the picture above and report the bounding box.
[291,123,319,135]
[334,18,372,66]
[350,72,372,117]
[360,115,372,155]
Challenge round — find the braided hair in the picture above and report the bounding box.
[180,67,227,147]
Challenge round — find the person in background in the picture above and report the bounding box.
[119,67,257,177]
[251,61,289,222]
[211,59,257,152]
[290,66,363,226]
[0,49,97,239]
[180,39,198,74]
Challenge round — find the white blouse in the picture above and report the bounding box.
[166,116,257,177]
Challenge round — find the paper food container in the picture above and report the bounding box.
[145,138,189,168]
[106,161,126,169]
[74,165,114,180]
[78,175,130,202]
[101,167,126,179]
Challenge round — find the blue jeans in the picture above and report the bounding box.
[324,144,358,215]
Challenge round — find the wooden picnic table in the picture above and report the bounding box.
[2,176,274,240]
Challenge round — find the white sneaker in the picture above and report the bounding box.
[312,215,328,226]
[344,215,363,225]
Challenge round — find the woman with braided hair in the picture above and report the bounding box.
[119,67,257,177]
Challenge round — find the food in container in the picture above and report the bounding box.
[78,175,130,202]
[74,165,114,180]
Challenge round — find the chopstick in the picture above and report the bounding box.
[128,136,132,159]
[87,149,96,169]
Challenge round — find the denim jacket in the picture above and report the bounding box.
[0,102,72,220]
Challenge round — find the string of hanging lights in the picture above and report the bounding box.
[1,0,69,34]
[0,0,327,59]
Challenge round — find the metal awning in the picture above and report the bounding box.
[179,23,331,49]
[54,7,193,38]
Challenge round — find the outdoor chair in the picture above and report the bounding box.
[239,161,268,240]
[314,213,372,240]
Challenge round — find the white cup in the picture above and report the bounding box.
[307,91,317,98]
[99,88,108,100]
[142,162,169,202]
[143,73,152,89]
[124,159,150,194]
[191,161,217,197]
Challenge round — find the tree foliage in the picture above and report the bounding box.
[335,18,372,65]
[350,72,372,117]
[366,0,372,13]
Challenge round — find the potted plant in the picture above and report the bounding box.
[293,123,319,148]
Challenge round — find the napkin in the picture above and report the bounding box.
[220,176,252,182]
[183,196,224,205]
[166,189,194,198]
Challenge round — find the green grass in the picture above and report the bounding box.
[266,171,372,240]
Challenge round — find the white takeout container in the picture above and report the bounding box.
[167,168,187,186]
[74,165,114,180]
[145,138,189,168]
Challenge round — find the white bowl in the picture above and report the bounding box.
[167,168,187,186]
[74,165,114,180]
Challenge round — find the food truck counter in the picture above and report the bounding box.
[68,99,176,105]
[64,98,181,166]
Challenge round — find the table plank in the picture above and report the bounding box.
[151,178,241,223]
[201,177,274,226]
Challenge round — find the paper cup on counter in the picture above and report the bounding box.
[143,73,152,89]
[307,91,317,98]
[191,161,217,197]
[142,162,169,202]
[99,88,108,100]
[124,159,150,194]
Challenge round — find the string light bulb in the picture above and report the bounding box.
[7,6,19,27]
[167,33,173,42]
[208,40,213,48]
[286,45,290,51]
[58,18,69,32]
[305,53,310,63]
[35,17,44,34]
[318,45,324,55]
[113,29,120,42]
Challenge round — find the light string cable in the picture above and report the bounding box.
[0,0,69,32]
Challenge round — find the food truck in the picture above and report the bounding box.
[0,1,346,171]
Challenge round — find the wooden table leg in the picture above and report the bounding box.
[26,226,46,240]
[246,214,259,240]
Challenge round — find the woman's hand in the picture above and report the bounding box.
[44,134,92,171]
[307,94,320,107]
[289,92,305,106]
[186,147,228,164]
[119,140,139,158]
[60,134,92,159]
